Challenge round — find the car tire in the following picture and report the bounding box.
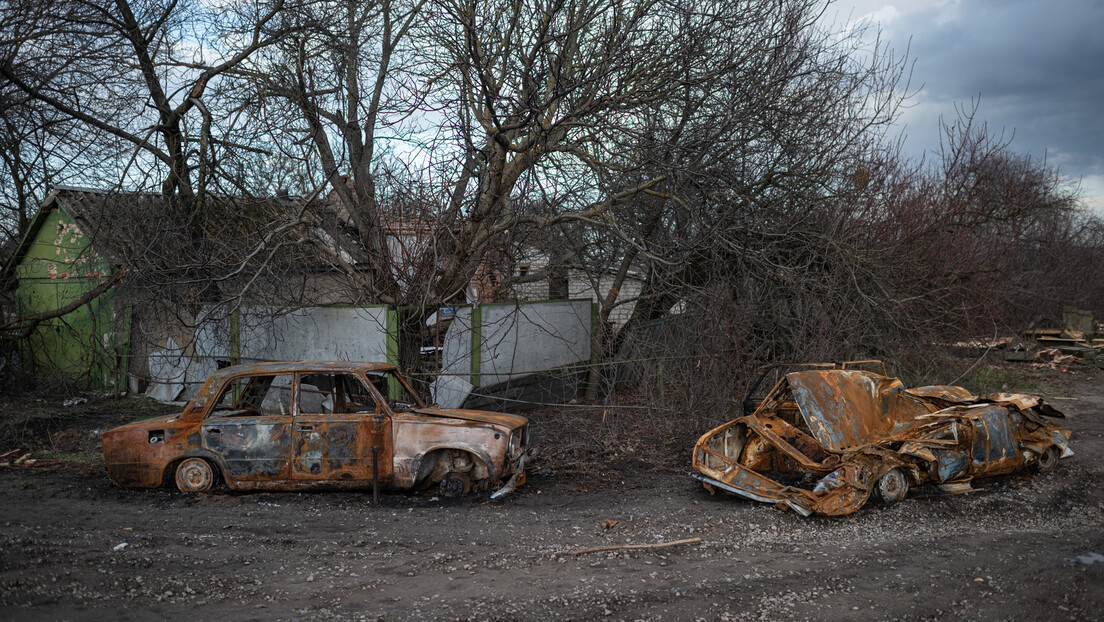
[174,457,215,493]
[876,468,909,503]
[1033,446,1061,474]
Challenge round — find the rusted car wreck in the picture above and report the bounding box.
[103,361,529,498]
[691,362,1072,516]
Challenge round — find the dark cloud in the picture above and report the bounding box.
[870,0,1104,199]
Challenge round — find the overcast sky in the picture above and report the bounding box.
[827,0,1104,211]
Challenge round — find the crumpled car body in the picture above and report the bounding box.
[691,364,1072,516]
[103,361,530,498]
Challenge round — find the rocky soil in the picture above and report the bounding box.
[1,366,1103,621]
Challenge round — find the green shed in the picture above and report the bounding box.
[3,188,128,388]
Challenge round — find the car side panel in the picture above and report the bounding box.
[103,415,192,488]
[391,415,509,487]
[202,415,293,482]
[292,414,392,482]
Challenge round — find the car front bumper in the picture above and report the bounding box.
[490,449,531,499]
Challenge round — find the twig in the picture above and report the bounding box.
[565,537,702,556]
[0,449,23,461]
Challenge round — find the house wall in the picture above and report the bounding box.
[8,202,595,404]
[512,256,551,301]
[507,254,643,330]
[566,269,642,329]
[11,206,121,388]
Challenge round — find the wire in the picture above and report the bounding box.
[947,322,1000,386]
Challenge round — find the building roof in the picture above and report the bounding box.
[2,186,363,283]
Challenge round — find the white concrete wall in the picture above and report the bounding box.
[513,255,551,301]
[238,306,390,362]
[479,301,591,385]
[507,248,644,329]
[148,301,589,405]
[438,300,592,388]
[439,307,474,381]
[149,305,391,401]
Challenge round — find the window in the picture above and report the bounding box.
[210,374,294,417]
[365,370,425,412]
[298,373,379,415]
[549,267,569,299]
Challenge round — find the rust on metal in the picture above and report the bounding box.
[692,363,1072,516]
[103,361,530,497]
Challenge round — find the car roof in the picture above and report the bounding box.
[206,360,396,383]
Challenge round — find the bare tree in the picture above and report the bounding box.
[236,0,431,306]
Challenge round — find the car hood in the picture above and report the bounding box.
[410,407,526,429]
[105,413,184,434]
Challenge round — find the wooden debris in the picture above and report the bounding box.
[0,451,62,468]
[0,449,23,461]
[25,460,63,468]
[566,537,702,556]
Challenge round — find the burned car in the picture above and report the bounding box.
[691,361,1072,516]
[103,361,529,498]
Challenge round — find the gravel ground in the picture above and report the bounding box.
[1,369,1103,621]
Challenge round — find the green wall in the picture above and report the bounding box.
[12,205,120,388]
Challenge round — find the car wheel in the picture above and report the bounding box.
[1033,446,1061,474]
[439,472,470,497]
[876,468,909,503]
[174,457,215,493]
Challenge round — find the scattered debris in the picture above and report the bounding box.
[937,481,975,495]
[1071,552,1104,565]
[1035,348,1078,372]
[1021,308,1104,367]
[0,450,62,468]
[62,397,89,407]
[602,520,619,530]
[113,543,128,552]
[566,537,702,556]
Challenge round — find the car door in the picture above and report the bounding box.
[201,373,295,483]
[292,372,392,483]
[966,405,1023,477]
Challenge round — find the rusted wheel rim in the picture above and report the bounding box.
[440,472,470,497]
[1036,446,1060,473]
[175,458,214,493]
[876,468,908,503]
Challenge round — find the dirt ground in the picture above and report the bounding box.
[1,364,1103,621]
